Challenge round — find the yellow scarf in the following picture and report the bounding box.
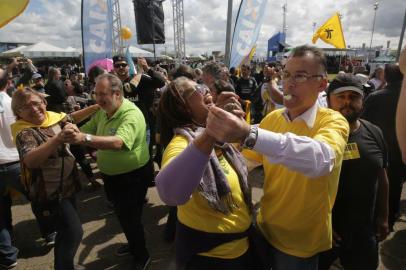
[11,111,66,143]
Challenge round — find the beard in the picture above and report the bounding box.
[340,106,362,123]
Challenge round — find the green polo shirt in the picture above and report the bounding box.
[80,99,149,175]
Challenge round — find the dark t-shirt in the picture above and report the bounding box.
[333,120,388,233]
[235,77,257,100]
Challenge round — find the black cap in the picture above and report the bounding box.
[112,55,127,64]
[327,74,364,96]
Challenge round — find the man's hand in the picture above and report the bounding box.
[206,106,250,143]
[399,46,406,75]
[137,58,149,72]
[215,92,245,118]
[332,230,342,247]
[62,123,84,144]
[375,217,389,241]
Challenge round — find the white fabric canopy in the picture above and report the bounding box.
[128,46,153,58]
[1,42,80,58]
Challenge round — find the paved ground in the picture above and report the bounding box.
[9,166,406,270]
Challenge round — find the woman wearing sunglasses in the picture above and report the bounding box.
[155,76,255,270]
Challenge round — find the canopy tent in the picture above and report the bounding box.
[0,42,80,58]
[128,46,153,58]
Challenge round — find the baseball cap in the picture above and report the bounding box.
[112,55,127,64]
[327,74,364,96]
[32,73,42,80]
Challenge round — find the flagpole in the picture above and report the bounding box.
[396,7,406,62]
[225,0,233,66]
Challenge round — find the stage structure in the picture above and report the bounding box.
[111,0,123,55]
[172,0,186,64]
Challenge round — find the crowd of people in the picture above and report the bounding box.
[0,44,405,270]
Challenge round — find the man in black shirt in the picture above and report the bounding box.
[235,64,258,101]
[362,64,406,230]
[319,74,389,270]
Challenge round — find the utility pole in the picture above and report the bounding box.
[369,2,379,61]
[282,1,288,40]
[396,7,406,61]
[312,22,316,35]
[225,0,233,67]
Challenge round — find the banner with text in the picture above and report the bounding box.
[82,0,113,74]
[230,0,268,68]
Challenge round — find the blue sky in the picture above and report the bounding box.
[0,0,405,56]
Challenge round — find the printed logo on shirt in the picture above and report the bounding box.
[108,128,117,135]
[343,142,360,160]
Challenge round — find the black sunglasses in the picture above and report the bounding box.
[114,63,128,68]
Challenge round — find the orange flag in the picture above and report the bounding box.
[0,0,30,29]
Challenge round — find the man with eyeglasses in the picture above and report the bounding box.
[206,45,349,270]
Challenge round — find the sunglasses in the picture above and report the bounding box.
[114,63,128,68]
[184,84,210,99]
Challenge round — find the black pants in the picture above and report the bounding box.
[318,228,378,270]
[102,163,152,260]
[54,198,83,270]
[387,166,404,228]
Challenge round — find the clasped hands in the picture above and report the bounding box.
[206,92,251,143]
[57,123,85,144]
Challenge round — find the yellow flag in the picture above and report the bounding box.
[312,12,346,49]
[0,0,30,29]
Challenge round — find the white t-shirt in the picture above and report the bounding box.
[0,91,19,164]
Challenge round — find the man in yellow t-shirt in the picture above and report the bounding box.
[206,45,349,270]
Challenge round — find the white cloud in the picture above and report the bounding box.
[0,0,404,57]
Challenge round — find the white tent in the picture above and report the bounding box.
[1,42,80,58]
[128,46,153,58]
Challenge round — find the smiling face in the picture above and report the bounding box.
[182,81,213,126]
[95,77,122,117]
[17,94,47,125]
[282,54,328,119]
[113,61,129,79]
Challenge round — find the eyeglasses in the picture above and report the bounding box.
[282,72,325,83]
[114,63,128,68]
[19,101,44,112]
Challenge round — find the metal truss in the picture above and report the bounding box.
[171,0,186,64]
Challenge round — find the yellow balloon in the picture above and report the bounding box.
[120,27,132,40]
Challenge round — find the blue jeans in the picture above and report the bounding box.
[54,198,83,270]
[0,162,23,264]
[252,225,319,270]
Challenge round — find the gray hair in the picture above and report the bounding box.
[95,73,124,100]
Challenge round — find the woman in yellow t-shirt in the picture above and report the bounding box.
[155,77,254,270]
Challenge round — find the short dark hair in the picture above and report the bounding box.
[169,64,195,80]
[290,45,327,72]
[202,61,222,80]
[384,64,403,84]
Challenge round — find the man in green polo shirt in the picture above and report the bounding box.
[62,73,153,270]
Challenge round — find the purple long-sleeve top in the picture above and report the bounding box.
[155,143,210,206]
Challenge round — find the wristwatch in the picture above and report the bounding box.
[84,133,93,143]
[242,125,258,149]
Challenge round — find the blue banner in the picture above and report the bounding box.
[230,0,268,68]
[81,0,113,74]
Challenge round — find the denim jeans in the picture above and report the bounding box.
[54,197,83,270]
[251,224,319,270]
[0,162,23,264]
[102,162,152,261]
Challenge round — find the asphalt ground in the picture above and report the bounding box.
[8,166,406,270]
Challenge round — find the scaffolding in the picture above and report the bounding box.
[172,0,186,64]
[111,0,123,56]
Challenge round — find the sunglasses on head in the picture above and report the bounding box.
[114,63,128,68]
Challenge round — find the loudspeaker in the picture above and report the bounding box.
[133,0,165,45]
